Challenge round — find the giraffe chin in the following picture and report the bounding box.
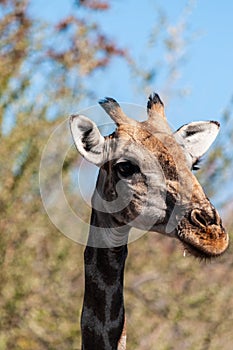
[176,233,229,260]
[181,242,223,260]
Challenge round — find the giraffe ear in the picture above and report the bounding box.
[174,121,220,164]
[70,114,105,166]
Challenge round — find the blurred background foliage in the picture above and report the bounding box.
[0,0,233,349]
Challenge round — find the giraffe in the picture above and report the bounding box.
[69,93,229,350]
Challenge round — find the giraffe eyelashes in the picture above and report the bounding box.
[114,160,140,178]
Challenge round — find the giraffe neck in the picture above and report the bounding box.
[81,208,129,350]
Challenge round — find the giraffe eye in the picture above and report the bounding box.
[115,161,140,178]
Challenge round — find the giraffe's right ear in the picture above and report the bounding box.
[70,114,105,166]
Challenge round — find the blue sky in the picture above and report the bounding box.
[29,0,233,130]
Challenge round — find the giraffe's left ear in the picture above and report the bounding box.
[174,121,220,166]
[70,114,105,166]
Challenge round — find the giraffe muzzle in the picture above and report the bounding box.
[177,209,229,259]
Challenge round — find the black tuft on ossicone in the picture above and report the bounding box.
[99,97,120,108]
[147,92,164,110]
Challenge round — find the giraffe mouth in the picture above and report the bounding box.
[176,228,229,260]
[175,211,229,260]
[180,241,217,260]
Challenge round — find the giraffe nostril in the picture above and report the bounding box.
[190,209,208,228]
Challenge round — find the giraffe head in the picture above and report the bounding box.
[70,93,229,258]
